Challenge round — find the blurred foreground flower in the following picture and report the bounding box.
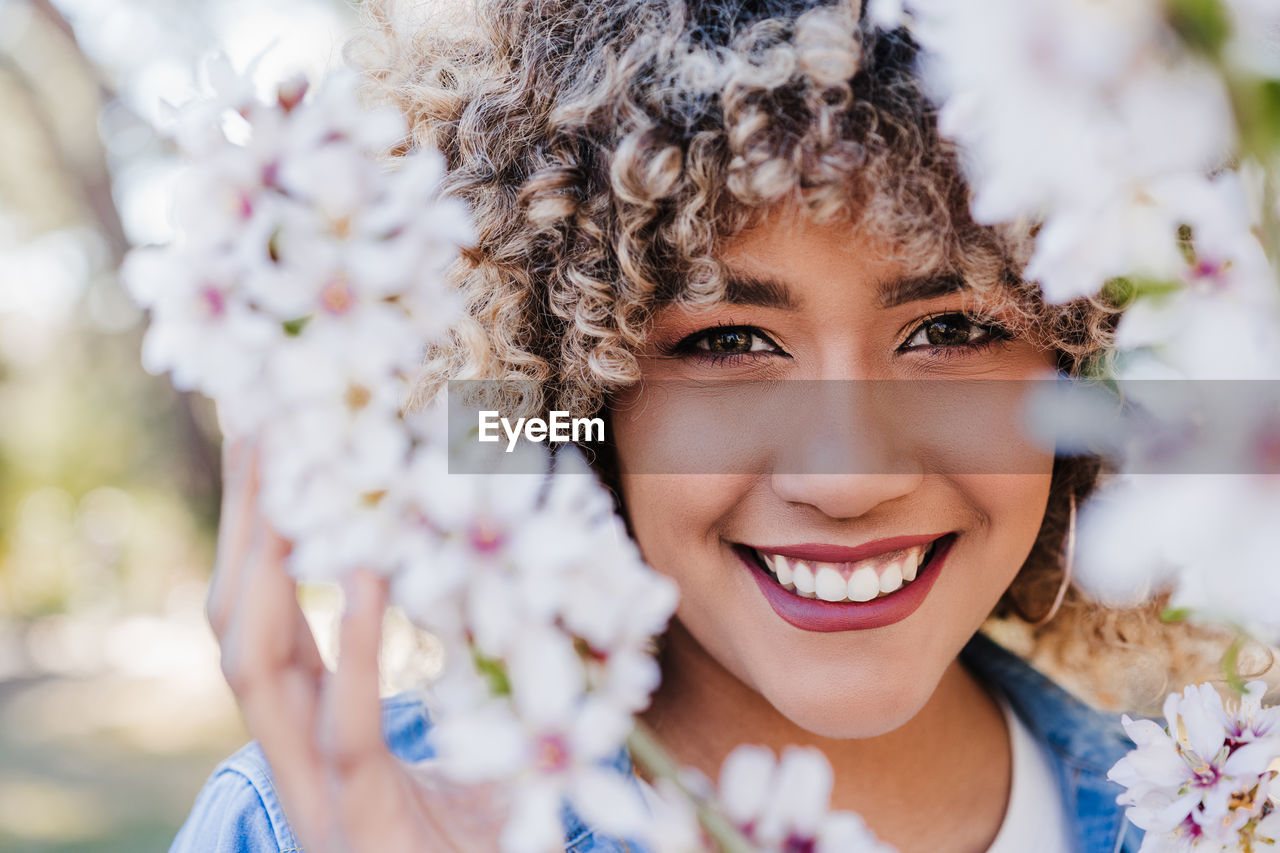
[630,740,893,853]
[881,3,1280,846]
[717,746,894,853]
[888,0,1280,653]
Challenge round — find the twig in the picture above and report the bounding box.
[626,722,756,853]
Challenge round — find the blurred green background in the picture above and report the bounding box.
[0,1,359,849]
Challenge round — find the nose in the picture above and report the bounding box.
[767,380,924,519]
[770,470,923,520]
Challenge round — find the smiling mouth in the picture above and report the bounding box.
[738,535,953,603]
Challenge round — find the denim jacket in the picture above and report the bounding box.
[170,632,1144,853]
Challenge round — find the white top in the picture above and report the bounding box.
[986,695,1074,853]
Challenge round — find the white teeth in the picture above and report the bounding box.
[902,547,921,582]
[846,567,880,602]
[793,561,816,595]
[879,562,904,595]
[755,540,941,603]
[815,567,847,602]
[772,554,794,587]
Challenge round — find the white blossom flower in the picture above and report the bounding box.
[716,745,892,852]
[636,777,706,853]
[1109,173,1280,378]
[430,629,649,853]
[1110,681,1280,849]
[121,248,281,430]
[1223,0,1280,78]
[1074,474,1280,642]
[900,0,1243,305]
[908,0,1231,225]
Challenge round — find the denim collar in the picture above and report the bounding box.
[960,632,1143,853]
[565,632,1144,853]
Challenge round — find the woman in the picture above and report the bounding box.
[175,1,1159,851]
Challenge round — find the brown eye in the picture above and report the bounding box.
[681,325,780,357]
[923,316,975,346]
[701,328,754,354]
[902,313,1007,350]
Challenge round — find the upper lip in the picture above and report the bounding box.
[742,533,948,564]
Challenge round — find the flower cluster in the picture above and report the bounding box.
[884,0,1275,313]
[876,4,1280,844]
[881,0,1280,649]
[415,448,682,853]
[121,55,476,585]
[124,58,671,850]
[1071,473,1280,642]
[1110,681,1280,851]
[123,57,891,853]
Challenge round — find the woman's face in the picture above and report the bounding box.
[609,208,1057,739]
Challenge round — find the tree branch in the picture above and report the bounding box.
[23,0,130,258]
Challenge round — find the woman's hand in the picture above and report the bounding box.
[207,439,509,853]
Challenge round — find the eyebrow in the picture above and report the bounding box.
[720,270,970,309]
[722,272,797,309]
[878,273,969,307]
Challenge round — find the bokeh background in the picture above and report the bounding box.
[0,1,361,849]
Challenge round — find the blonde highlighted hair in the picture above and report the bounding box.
[350,0,1250,713]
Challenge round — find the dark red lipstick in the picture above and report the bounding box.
[741,533,945,565]
[737,533,956,632]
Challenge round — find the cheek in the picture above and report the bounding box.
[953,471,1055,595]
[614,470,768,698]
[608,383,776,477]
[608,387,756,561]
[612,402,764,683]
[614,472,752,580]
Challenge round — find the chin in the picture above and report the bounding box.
[753,652,945,740]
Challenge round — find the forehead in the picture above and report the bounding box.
[711,207,973,311]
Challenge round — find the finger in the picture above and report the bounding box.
[324,573,511,851]
[324,571,421,847]
[330,570,388,766]
[227,513,301,676]
[207,439,259,637]
[210,441,324,676]
[294,600,327,678]
[222,518,336,847]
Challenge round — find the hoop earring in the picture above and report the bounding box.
[1028,493,1076,628]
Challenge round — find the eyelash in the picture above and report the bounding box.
[896,312,1013,358]
[664,312,1013,365]
[663,322,786,366]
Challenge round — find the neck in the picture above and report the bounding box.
[638,619,1012,853]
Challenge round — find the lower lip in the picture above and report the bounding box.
[738,535,955,633]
